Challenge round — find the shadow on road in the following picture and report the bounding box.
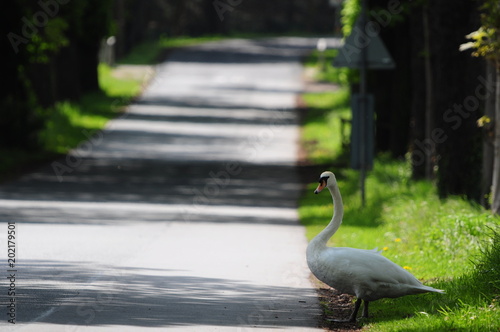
[0,160,303,225]
[19,260,319,328]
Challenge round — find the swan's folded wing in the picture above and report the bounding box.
[331,248,432,299]
[348,250,420,284]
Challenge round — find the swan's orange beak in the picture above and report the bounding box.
[314,181,326,194]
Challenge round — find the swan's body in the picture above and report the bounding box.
[306,171,444,321]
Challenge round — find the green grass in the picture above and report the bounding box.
[301,88,351,165]
[300,47,356,165]
[300,53,500,330]
[305,48,357,86]
[38,64,142,154]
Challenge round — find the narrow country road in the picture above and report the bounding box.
[0,37,330,331]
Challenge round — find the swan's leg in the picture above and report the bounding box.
[362,300,369,318]
[329,298,361,323]
[347,298,362,322]
[329,299,361,323]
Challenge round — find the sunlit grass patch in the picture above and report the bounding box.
[39,64,141,154]
[301,88,351,164]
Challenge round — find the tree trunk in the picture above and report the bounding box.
[491,61,500,214]
[422,5,434,180]
[369,1,412,158]
[113,0,126,60]
[410,6,426,179]
[482,63,496,208]
[78,43,100,93]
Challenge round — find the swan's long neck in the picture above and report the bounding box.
[312,183,344,248]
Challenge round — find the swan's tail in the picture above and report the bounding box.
[420,285,445,294]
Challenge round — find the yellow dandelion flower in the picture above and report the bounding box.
[403,266,412,270]
[383,246,389,251]
[395,238,401,242]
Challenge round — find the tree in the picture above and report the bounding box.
[1,1,68,148]
[1,1,112,151]
[368,0,411,159]
[461,0,500,213]
[430,0,483,201]
[363,0,483,202]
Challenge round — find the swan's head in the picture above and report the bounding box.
[314,171,336,194]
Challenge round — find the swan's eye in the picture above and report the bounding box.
[318,176,329,185]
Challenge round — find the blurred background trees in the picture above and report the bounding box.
[341,0,499,210]
[111,0,336,59]
[366,0,485,200]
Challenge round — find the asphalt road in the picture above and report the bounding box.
[0,37,333,331]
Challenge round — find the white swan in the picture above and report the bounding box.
[306,171,444,322]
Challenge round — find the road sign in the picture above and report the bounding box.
[333,17,395,69]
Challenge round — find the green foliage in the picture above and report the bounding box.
[480,0,500,35]
[2,0,114,156]
[461,27,499,60]
[460,0,500,61]
[341,0,361,37]
[25,18,69,63]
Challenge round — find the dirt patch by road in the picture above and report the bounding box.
[316,286,364,331]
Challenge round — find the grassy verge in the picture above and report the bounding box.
[300,50,500,331]
[301,88,350,165]
[39,64,143,154]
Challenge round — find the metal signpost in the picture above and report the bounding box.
[332,0,395,206]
